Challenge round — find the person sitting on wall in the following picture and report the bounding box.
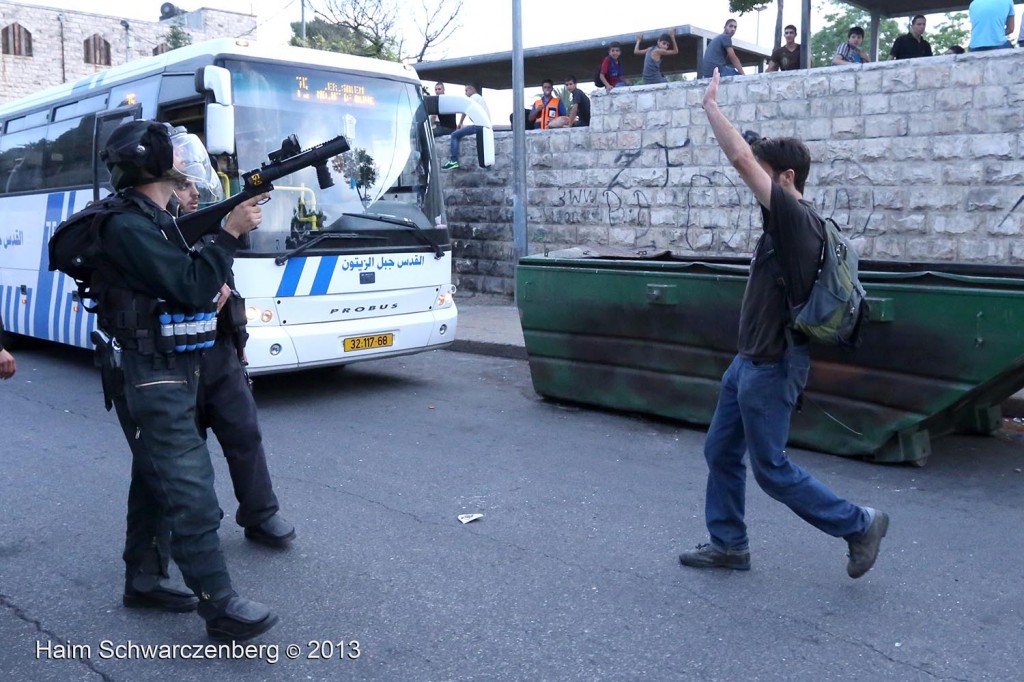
[766,25,802,71]
[944,45,966,54]
[431,82,458,137]
[442,83,490,170]
[528,79,568,129]
[889,15,933,60]
[969,0,1014,52]
[565,76,590,127]
[698,19,745,78]
[832,26,871,65]
[598,42,630,92]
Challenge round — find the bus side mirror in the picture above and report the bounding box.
[195,65,235,155]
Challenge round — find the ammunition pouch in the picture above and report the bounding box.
[218,291,249,357]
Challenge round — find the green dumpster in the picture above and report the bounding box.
[516,248,1024,465]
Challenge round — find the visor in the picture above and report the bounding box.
[169,129,224,202]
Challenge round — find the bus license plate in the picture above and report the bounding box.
[343,333,394,352]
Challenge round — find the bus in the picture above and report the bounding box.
[0,39,493,374]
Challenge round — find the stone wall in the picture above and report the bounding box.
[0,3,257,104]
[442,49,1024,296]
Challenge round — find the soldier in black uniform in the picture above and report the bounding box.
[93,120,277,640]
[172,180,296,546]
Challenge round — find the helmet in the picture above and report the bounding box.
[101,120,224,201]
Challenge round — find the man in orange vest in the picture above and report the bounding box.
[528,79,568,129]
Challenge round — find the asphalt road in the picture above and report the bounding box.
[1,342,1022,681]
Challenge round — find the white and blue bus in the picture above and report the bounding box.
[0,39,492,374]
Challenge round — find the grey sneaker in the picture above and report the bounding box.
[846,508,889,579]
[678,543,751,571]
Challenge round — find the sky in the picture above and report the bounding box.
[19,1,984,119]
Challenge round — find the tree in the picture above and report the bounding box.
[809,7,900,67]
[165,21,192,50]
[926,12,970,54]
[729,1,783,50]
[293,0,463,62]
[290,17,373,55]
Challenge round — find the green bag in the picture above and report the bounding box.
[784,214,868,348]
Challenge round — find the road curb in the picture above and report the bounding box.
[448,339,528,361]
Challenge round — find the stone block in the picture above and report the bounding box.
[941,162,985,185]
[609,227,637,246]
[641,129,667,148]
[973,86,1008,108]
[770,76,805,100]
[911,63,951,89]
[970,134,1015,159]
[984,161,1024,184]
[907,237,956,261]
[882,69,916,92]
[860,93,890,115]
[934,87,973,111]
[907,188,959,211]
[958,238,1007,262]
[965,188,1004,211]
[831,116,864,138]
[987,211,1023,236]
[873,236,905,259]
[828,73,857,94]
[930,214,974,234]
[810,96,859,118]
[890,91,934,113]
[964,108,1024,134]
[620,113,647,131]
[861,115,907,139]
[932,135,971,160]
[856,69,884,93]
[645,109,673,128]
[636,92,658,112]
[671,109,692,128]
[950,61,984,87]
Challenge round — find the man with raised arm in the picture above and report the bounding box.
[678,70,889,580]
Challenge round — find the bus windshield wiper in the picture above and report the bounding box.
[341,212,445,259]
[274,232,387,265]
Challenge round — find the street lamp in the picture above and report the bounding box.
[754,4,768,46]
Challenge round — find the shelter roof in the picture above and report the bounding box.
[414,25,770,90]
[838,1,969,17]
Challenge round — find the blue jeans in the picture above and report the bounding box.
[449,125,479,162]
[702,345,868,552]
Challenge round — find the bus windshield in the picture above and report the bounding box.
[224,59,444,256]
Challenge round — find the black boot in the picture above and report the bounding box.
[123,570,199,612]
[244,514,296,548]
[200,592,279,641]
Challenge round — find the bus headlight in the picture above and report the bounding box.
[434,284,456,309]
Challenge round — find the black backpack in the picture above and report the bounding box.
[593,66,604,88]
[47,192,143,310]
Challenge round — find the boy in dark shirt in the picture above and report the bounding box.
[766,24,802,71]
[678,68,889,580]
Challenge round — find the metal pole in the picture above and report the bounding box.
[511,0,528,264]
[301,0,306,41]
[801,0,811,69]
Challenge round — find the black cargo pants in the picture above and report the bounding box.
[114,349,233,603]
[196,338,279,528]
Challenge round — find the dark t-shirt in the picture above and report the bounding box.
[737,182,824,361]
[571,89,591,126]
[890,33,933,60]
[769,44,802,70]
[700,33,734,77]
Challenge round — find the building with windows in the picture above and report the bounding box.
[0,2,258,104]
